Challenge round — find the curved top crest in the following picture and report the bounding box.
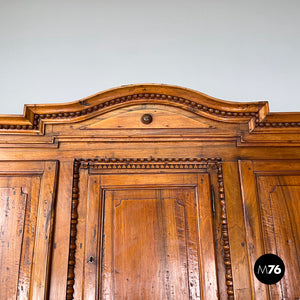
[0,84,271,134]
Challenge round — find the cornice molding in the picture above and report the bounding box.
[0,84,269,134]
[256,112,300,128]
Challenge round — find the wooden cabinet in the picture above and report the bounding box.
[0,84,299,299]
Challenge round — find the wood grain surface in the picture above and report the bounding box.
[0,85,299,299]
[239,160,300,300]
[73,172,219,300]
[0,161,57,300]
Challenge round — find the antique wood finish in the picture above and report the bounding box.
[68,158,229,299]
[0,161,58,299]
[222,162,252,299]
[0,84,300,299]
[239,160,300,299]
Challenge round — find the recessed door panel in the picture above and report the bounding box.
[239,160,300,299]
[256,175,300,299]
[103,188,198,299]
[0,161,58,300]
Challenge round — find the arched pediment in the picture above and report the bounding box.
[2,83,299,145]
[0,84,269,136]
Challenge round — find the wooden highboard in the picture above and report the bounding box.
[0,84,299,299]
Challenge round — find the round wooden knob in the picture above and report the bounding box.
[141,114,153,124]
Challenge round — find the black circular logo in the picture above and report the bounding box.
[254,254,285,284]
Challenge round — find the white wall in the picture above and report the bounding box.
[1,0,300,114]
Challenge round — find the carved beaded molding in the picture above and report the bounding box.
[257,121,300,128]
[66,157,234,300]
[0,93,262,132]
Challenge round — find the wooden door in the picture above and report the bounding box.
[0,161,58,300]
[69,159,224,300]
[239,160,300,299]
